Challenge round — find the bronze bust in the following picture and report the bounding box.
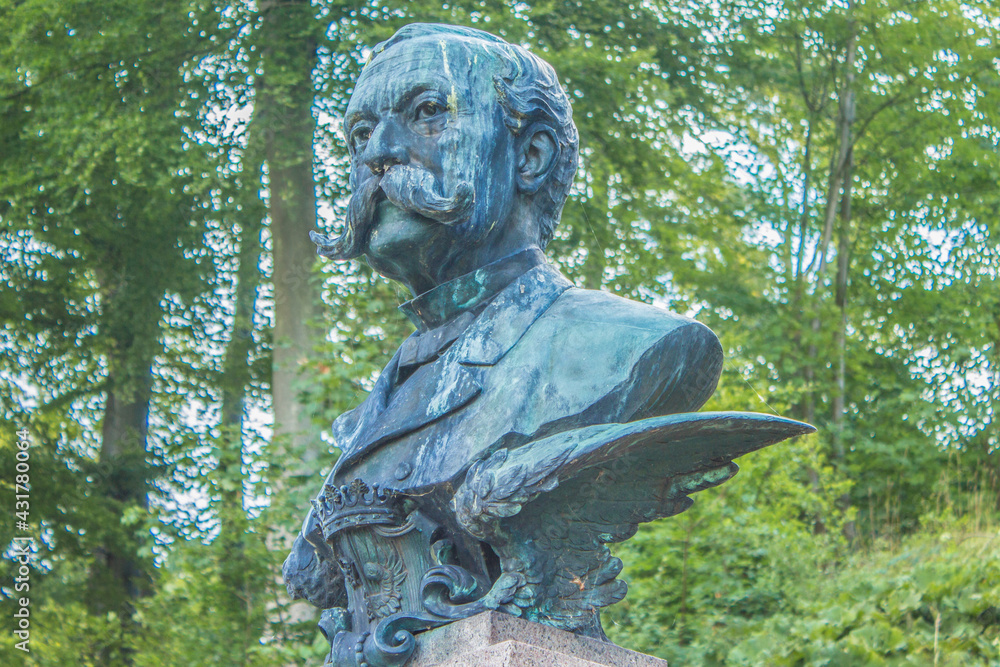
[283,23,812,666]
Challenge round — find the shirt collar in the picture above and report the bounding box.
[398,247,547,332]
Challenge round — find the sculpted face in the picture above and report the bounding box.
[342,36,528,295]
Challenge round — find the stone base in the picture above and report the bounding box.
[408,612,667,667]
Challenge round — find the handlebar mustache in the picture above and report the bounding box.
[311,166,475,261]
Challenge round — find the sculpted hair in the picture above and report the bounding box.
[369,24,580,247]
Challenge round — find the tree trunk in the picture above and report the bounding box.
[804,137,847,425]
[804,7,857,427]
[832,19,856,460]
[97,360,154,604]
[258,0,323,470]
[92,236,166,662]
[833,7,858,543]
[215,173,267,662]
[220,190,265,442]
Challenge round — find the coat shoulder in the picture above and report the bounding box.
[527,287,723,417]
[542,286,713,340]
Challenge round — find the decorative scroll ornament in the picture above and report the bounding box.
[363,549,406,621]
[311,478,521,666]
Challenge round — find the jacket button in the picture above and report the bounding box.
[394,462,412,480]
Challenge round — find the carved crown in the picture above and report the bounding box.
[311,478,403,540]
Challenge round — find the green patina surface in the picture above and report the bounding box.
[285,23,812,666]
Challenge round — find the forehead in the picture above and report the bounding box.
[347,36,499,114]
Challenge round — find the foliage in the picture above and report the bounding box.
[608,489,1000,666]
[0,0,997,665]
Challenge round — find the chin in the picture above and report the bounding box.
[368,208,435,253]
[364,203,498,291]
[363,210,440,286]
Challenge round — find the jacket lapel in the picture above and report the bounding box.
[334,263,574,471]
[357,361,482,453]
[330,348,401,459]
[451,263,572,365]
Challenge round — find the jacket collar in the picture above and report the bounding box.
[332,261,573,472]
[398,247,547,332]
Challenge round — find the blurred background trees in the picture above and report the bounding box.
[1,0,997,665]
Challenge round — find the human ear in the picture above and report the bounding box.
[516,125,559,194]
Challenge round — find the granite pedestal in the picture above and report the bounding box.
[407,612,668,667]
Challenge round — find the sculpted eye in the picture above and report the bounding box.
[414,100,445,121]
[349,125,372,154]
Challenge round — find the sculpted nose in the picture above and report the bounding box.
[363,119,407,175]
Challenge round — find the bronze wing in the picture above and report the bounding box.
[451,412,814,634]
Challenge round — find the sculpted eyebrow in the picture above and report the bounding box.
[344,111,369,130]
[344,81,450,130]
[392,83,448,113]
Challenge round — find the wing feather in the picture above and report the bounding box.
[452,412,813,632]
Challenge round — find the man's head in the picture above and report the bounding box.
[311,24,579,295]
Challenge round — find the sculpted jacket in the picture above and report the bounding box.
[284,249,723,612]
